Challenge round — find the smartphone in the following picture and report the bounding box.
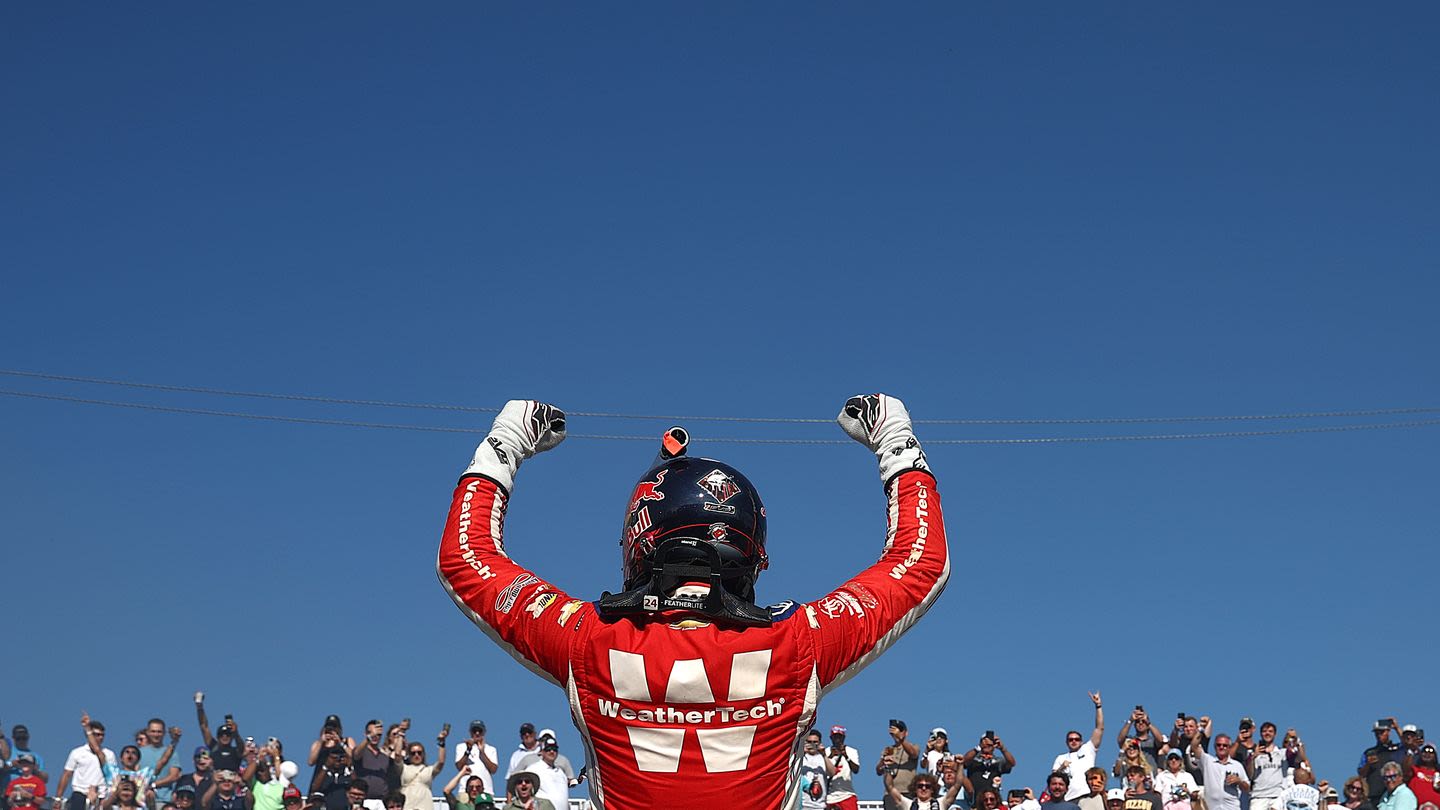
[443,723,451,734]
[1136,705,1144,711]
[1377,718,1391,728]
[1178,712,1186,720]
[985,730,995,740]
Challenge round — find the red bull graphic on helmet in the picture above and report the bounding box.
[697,469,740,504]
[627,470,667,517]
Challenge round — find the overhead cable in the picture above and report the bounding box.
[2,368,1436,426]
[4,388,1439,446]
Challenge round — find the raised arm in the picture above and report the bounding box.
[436,401,582,686]
[1088,692,1105,749]
[431,727,449,780]
[808,394,949,692]
[195,694,215,749]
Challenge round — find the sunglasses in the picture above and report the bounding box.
[1067,737,1083,743]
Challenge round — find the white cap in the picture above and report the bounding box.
[538,728,557,741]
[1401,724,1420,733]
[1107,789,1126,801]
[930,727,948,739]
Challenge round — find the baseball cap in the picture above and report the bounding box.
[1239,718,1254,730]
[889,719,908,732]
[538,728,556,742]
[930,727,948,739]
[194,746,211,759]
[12,725,28,734]
[15,753,36,764]
[1166,749,1184,759]
[542,741,558,752]
[468,720,486,733]
[519,722,536,735]
[1107,789,1126,801]
[1401,724,1419,734]
[282,787,303,802]
[174,785,196,795]
[323,715,342,729]
[830,725,847,736]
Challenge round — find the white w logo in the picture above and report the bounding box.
[601,649,776,773]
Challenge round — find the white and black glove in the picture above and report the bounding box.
[836,393,929,485]
[464,400,566,492]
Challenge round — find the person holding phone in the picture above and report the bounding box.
[452,723,497,802]
[1189,719,1248,810]
[963,733,1015,799]
[398,727,447,810]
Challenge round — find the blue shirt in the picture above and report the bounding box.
[139,745,177,802]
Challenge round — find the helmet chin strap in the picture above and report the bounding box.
[597,538,772,626]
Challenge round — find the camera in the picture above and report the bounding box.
[985,730,995,740]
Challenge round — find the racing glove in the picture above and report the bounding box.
[464,400,566,492]
[837,393,930,486]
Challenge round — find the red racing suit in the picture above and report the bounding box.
[437,469,948,810]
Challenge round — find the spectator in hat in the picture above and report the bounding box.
[441,770,494,810]
[924,730,952,776]
[1117,710,1164,772]
[58,715,117,810]
[174,783,200,810]
[114,745,155,804]
[512,732,574,788]
[1106,788,1126,810]
[1407,743,1439,808]
[1400,728,1426,763]
[398,727,447,810]
[499,771,552,810]
[310,747,353,810]
[1234,720,1258,770]
[826,726,862,810]
[1360,720,1410,807]
[884,769,963,810]
[1190,719,1249,810]
[194,696,243,775]
[4,725,49,786]
[503,727,540,783]
[964,732,1015,799]
[878,720,920,810]
[1052,693,1106,802]
[179,748,216,802]
[1377,762,1416,810]
[281,786,304,810]
[6,754,47,808]
[308,719,355,770]
[524,743,567,808]
[452,723,498,801]
[1153,749,1199,810]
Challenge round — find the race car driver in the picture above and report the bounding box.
[437,394,949,810]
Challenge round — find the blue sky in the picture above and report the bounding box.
[3,1,1436,797]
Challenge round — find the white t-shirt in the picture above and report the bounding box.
[528,760,568,807]
[1154,770,1199,807]
[825,745,861,802]
[1053,742,1097,801]
[64,745,118,796]
[799,753,830,810]
[505,746,541,780]
[452,742,500,797]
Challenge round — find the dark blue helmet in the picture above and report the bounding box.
[618,429,768,603]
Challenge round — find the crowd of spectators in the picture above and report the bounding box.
[3,692,1436,810]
